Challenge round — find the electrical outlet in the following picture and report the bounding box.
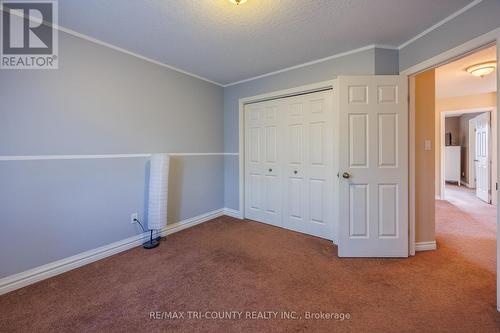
[130,213,138,224]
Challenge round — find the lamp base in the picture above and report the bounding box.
[143,230,160,249]
[143,239,160,249]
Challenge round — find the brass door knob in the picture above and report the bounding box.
[342,172,351,179]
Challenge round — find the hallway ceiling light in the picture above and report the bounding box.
[229,0,248,5]
[466,61,497,78]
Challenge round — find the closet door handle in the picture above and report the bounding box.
[294,170,298,174]
[268,168,273,172]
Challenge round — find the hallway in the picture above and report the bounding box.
[437,184,496,273]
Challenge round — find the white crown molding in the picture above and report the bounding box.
[415,241,437,252]
[400,27,499,76]
[398,0,483,50]
[0,153,239,161]
[57,25,224,87]
[222,44,398,87]
[0,208,227,295]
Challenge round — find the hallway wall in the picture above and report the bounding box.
[415,70,436,244]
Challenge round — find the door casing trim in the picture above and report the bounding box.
[439,107,496,203]
[403,27,500,257]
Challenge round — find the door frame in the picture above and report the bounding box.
[439,108,496,201]
[238,80,340,243]
[402,27,500,257]
[469,117,477,189]
[402,27,500,310]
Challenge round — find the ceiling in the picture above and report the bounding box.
[59,0,475,85]
[436,45,497,99]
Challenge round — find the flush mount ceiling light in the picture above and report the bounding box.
[229,0,248,5]
[466,61,497,78]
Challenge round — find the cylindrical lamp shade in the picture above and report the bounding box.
[147,153,170,230]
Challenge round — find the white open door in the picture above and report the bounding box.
[337,76,408,257]
[475,112,490,203]
[468,118,477,189]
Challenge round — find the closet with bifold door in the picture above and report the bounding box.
[244,90,335,241]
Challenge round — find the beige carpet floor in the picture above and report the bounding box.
[1,192,499,332]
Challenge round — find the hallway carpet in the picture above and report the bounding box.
[1,199,499,332]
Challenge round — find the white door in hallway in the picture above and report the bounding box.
[244,90,335,240]
[468,118,477,189]
[475,112,490,203]
[337,76,408,257]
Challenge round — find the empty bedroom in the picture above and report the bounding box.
[1,1,500,332]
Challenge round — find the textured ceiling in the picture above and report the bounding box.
[59,0,475,85]
[436,45,497,99]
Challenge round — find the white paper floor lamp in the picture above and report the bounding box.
[145,153,170,249]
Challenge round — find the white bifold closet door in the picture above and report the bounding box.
[244,90,335,241]
[245,98,283,227]
[337,76,408,257]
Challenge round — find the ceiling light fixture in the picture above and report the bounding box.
[229,0,248,5]
[466,61,497,78]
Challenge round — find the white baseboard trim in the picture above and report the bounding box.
[415,241,437,252]
[160,209,224,237]
[0,208,224,296]
[223,208,243,219]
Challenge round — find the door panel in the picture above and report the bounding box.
[338,76,408,257]
[349,114,369,168]
[349,184,369,238]
[264,175,279,213]
[378,114,398,167]
[309,179,325,223]
[378,184,398,238]
[309,122,325,165]
[249,173,261,210]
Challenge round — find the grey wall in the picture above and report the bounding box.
[0,32,224,278]
[0,33,223,155]
[399,0,500,72]
[375,48,399,75]
[223,47,399,210]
